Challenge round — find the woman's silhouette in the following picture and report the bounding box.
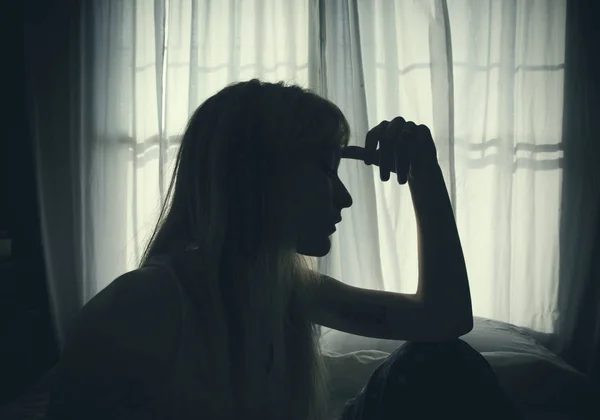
[45,80,520,419]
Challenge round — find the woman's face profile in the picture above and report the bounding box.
[290,146,353,257]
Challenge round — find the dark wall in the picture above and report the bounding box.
[2,0,43,258]
[559,0,600,383]
[0,0,59,405]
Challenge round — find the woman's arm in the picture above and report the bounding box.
[303,166,472,342]
[302,120,473,342]
[408,161,473,327]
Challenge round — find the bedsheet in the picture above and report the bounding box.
[322,317,599,420]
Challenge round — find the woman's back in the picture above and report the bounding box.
[45,254,244,419]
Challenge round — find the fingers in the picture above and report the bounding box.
[415,123,437,161]
[385,117,406,184]
[386,116,406,134]
[395,135,409,184]
[380,129,396,182]
[358,118,435,185]
[340,146,367,161]
[399,122,417,184]
[415,123,431,138]
[365,121,388,166]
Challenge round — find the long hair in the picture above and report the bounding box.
[139,79,350,420]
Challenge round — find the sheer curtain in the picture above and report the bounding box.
[29,0,575,353]
[322,0,566,337]
[87,0,316,295]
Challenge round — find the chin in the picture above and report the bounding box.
[296,236,332,258]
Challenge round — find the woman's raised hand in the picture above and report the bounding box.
[341,118,438,184]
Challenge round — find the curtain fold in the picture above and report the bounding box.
[316,0,384,293]
[557,0,600,380]
[29,0,317,350]
[321,0,567,336]
[28,0,595,368]
[26,0,90,349]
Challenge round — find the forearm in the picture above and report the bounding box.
[409,164,473,327]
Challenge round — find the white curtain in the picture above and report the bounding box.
[322,0,567,336]
[85,0,317,296]
[31,0,572,351]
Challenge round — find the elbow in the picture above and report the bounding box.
[438,299,475,340]
[425,295,474,340]
[436,313,474,341]
[421,301,473,341]
[455,315,474,337]
[457,299,474,336]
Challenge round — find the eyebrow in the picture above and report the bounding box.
[316,145,342,169]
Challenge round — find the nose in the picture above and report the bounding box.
[335,178,353,210]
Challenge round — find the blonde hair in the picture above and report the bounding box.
[140,79,350,419]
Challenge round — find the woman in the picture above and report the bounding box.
[45,79,519,419]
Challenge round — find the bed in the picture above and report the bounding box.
[2,317,598,419]
[322,317,600,419]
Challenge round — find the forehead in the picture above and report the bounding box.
[319,143,342,158]
[289,141,342,166]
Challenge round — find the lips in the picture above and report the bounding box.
[328,217,342,234]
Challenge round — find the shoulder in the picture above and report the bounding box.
[83,263,181,320]
[47,264,182,418]
[71,264,182,356]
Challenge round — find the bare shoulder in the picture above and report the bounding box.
[68,265,182,357]
[47,265,182,418]
[80,264,181,324]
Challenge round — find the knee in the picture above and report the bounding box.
[390,338,478,365]
[398,338,469,353]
